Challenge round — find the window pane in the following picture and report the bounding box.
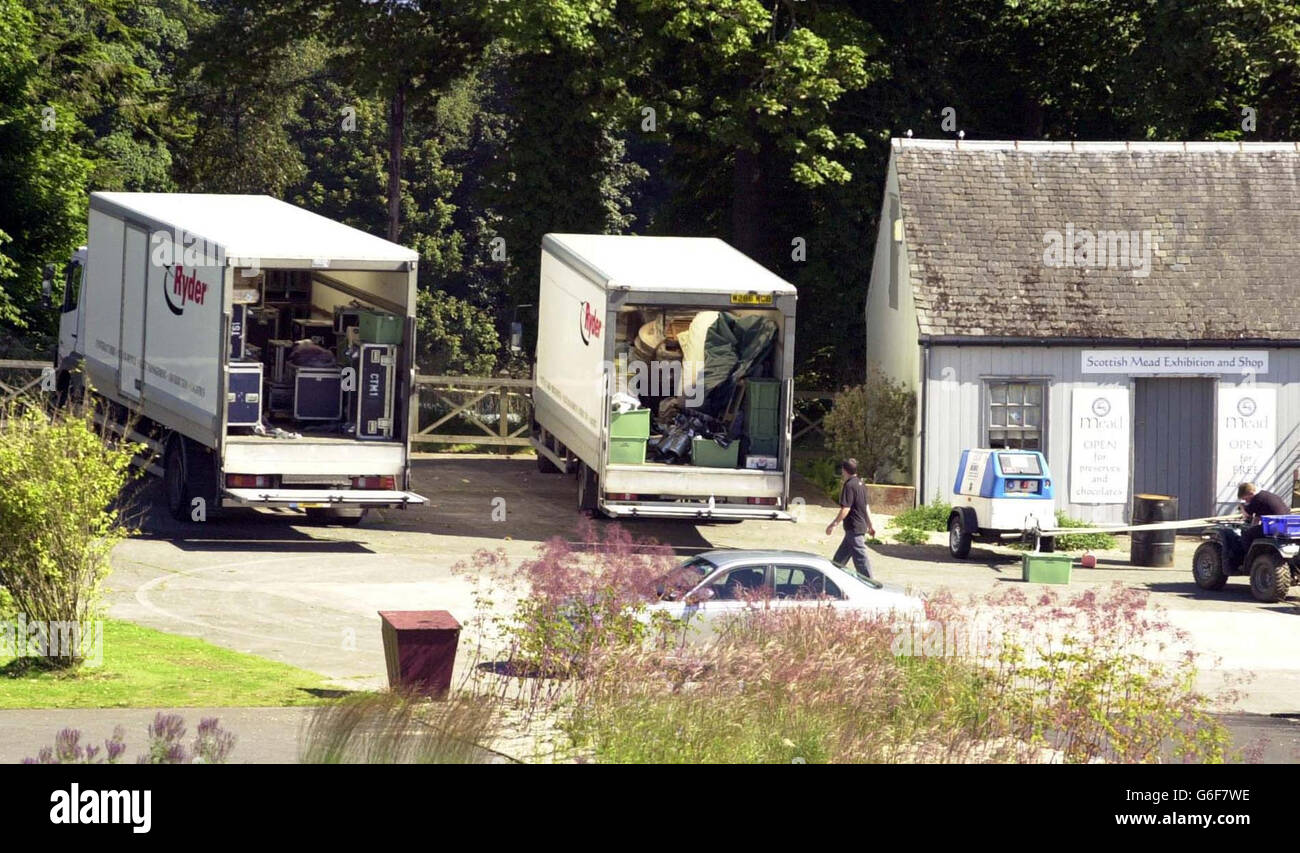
[1026,385,1043,405]
[712,566,767,600]
[991,407,1006,426]
[1007,385,1024,405]
[990,384,1007,405]
[1024,406,1040,427]
[1007,407,1023,426]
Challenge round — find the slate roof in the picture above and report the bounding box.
[891,139,1300,341]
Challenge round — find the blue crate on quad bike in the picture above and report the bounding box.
[1193,517,1299,602]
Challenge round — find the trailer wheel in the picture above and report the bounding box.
[1192,541,1229,591]
[948,513,972,559]
[577,461,599,513]
[1249,551,1291,603]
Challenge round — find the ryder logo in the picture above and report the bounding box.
[164,266,208,316]
[579,301,602,346]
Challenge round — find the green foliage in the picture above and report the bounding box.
[794,456,842,501]
[0,403,139,667]
[415,289,500,376]
[893,526,929,546]
[824,369,916,485]
[888,498,953,532]
[1051,511,1117,552]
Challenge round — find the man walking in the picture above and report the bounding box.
[826,458,875,579]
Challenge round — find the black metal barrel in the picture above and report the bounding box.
[1131,494,1178,567]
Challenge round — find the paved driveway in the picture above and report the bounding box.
[106,454,1300,713]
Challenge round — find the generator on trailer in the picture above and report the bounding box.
[947,448,1057,558]
[48,192,426,525]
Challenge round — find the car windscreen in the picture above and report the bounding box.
[997,453,1041,475]
[656,557,715,600]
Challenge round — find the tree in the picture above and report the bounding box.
[824,368,915,484]
[415,289,500,376]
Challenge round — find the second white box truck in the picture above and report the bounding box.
[532,234,797,520]
[49,192,426,524]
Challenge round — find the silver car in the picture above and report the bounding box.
[644,549,926,636]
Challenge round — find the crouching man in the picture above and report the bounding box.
[1231,482,1290,566]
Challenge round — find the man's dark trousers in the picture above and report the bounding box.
[833,532,872,579]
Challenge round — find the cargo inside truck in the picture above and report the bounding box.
[221,266,414,497]
[608,303,787,473]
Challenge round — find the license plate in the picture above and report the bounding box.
[730,292,773,305]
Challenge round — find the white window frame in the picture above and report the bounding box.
[982,378,1049,452]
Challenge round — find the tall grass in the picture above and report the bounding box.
[298,690,498,764]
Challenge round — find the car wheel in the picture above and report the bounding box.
[948,513,972,559]
[1192,541,1229,591]
[1249,550,1291,603]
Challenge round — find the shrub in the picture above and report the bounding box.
[893,526,930,545]
[794,456,841,501]
[1051,511,1117,551]
[0,402,140,667]
[454,519,678,684]
[889,497,953,532]
[564,584,1230,764]
[824,367,916,484]
[23,714,235,764]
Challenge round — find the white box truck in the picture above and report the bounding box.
[531,234,797,520]
[49,192,425,523]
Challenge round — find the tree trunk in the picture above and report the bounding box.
[731,144,764,259]
[387,83,406,243]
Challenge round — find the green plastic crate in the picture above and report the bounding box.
[608,437,646,464]
[609,408,650,439]
[692,436,739,468]
[743,378,781,456]
[1022,553,1073,584]
[356,309,403,344]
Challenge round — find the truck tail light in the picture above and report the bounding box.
[607,492,637,501]
[747,497,778,506]
[226,474,272,488]
[352,476,395,490]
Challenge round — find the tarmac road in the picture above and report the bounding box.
[104,453,1300,714]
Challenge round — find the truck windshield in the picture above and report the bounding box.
[997,453,1041,475]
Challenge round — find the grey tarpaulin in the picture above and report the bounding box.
[697,312,778,414]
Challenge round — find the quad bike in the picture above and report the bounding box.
[1192,520,1298,603]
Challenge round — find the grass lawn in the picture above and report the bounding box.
[0,619,332,708]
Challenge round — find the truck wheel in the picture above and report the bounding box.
[305,507,368,526]
[577,462,599,513]
[1249,551,1291,602]
[948,513,972,559]
[1192,541,1229,591]
[164,436,218,524]
[536,433,560,474]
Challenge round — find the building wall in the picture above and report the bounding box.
[864,159,923,482]
[921,345,1300,524]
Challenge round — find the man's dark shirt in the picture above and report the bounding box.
[1243,490,1289,520]
[839,475,870,535]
